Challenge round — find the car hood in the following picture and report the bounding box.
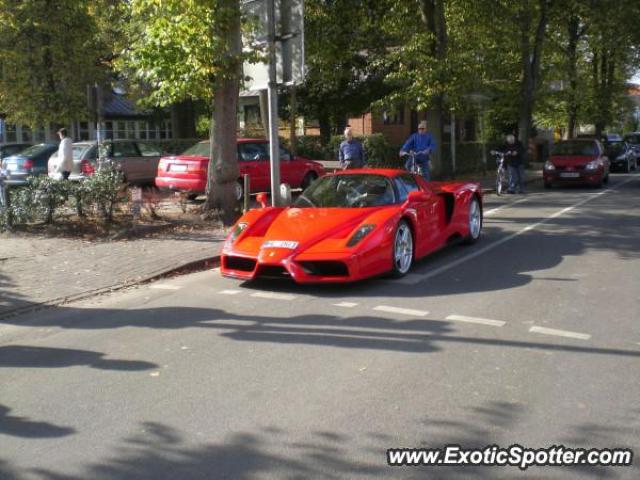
[263,207,381,242]
[550,155,596,166]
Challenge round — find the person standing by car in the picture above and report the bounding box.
[399,120,436,180]
[55,128,73,180]
[338,127,367,169]
[501,134,525,194]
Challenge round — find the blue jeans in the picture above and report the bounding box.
[405,158,431,181]
[508,164,525,193]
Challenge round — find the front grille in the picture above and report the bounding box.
[256,265,290,278]
[224,256,257,272]
[299,261,349,277]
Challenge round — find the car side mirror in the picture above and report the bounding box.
[256,192,268,208]
[407,190,428,202]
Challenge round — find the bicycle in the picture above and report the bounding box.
[401,150,429,176]
[490,150,508,196]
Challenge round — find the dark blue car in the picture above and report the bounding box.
[1,143,58,186]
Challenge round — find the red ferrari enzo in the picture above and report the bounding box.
[220,169,483,283]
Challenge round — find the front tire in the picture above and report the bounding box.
[390,220,413,278]
[463,196,482,244]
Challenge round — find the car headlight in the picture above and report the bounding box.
[226,222,248,246]
[347,224,375,247]
[544,161,556,171]
[585,159,602,170]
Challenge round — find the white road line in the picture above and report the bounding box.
[149,284,182,290]
[446,314,506,327]
[373,305,429,317]
[401,178,637,285]
[529,326,591,341]
[250,292,297,301]
[333,302,359,308]
[484,196,534,216]
[218,289,241,295]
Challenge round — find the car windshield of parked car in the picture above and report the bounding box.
[294,174,396,208]
[552,142,596,156]
[623,134,639,145]
[72,145,92,160]
[17,144,52,158]
[182,142,210,157]
[604,142,625,156]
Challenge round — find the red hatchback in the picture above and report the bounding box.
[156,139,325,199]
[543,139,610,188]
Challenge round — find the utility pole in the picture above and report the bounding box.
[266,0,281,206]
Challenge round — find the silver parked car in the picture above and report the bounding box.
[48,140,162,185]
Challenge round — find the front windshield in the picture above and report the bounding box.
[18,144,52,157]
[604,143,625,156]
[294,174,396,208]
[181,141,210,156]
[551,142,596,156]
[623,134,639,145]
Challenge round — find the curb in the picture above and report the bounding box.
[0,255,220,321]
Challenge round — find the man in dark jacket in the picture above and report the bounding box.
[502,134,525,193]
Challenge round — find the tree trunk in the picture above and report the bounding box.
[566,15,580,139]
[203,0,242,226]
[319,111,331,145]
[418,0,448,177]
[517,0,549,163]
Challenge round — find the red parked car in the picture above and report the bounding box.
[155,139,325,200]
[543,139,610,188]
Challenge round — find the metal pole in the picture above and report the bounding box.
[450,112,456,178]
[243,174,250,212]
[267,0,281,206]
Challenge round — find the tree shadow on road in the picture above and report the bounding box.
[0,404,75,439]
[0,345,158,371]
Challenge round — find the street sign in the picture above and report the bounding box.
[241,0,305,91]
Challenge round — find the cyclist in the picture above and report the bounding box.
[500,134,525,194]
[399,120,436,180]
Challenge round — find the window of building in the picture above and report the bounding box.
[383,107,405,125]
[244,105,261,126]
[115,121,127,139]
[137,121,148,140]
[77,121,90,141]
[5,123,18,142]
[21,126,32,142]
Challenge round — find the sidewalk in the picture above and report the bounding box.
[0,228,225,319]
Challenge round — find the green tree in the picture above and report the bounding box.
[0,0,107,126]
[119,0,253,224]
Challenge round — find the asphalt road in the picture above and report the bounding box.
[1,173,639,480]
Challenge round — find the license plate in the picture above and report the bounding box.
[170,164,187,172]
[560,172,580,178]
[261,240,299,250]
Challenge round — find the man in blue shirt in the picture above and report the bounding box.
[338,127,367,169]
[400,120,436,180]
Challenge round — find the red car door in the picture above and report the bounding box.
[279,146,305,187]
[396,174,440,257]
[238,142,269,192]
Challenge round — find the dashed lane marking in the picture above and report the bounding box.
[333,302,359,308]
[484,196,534,216]
[250,292,297,301]
[529,326,591,341]
[446,314,506,327]
[218,289,241,295]
[149,284,182,290]
[373,305,429,317]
